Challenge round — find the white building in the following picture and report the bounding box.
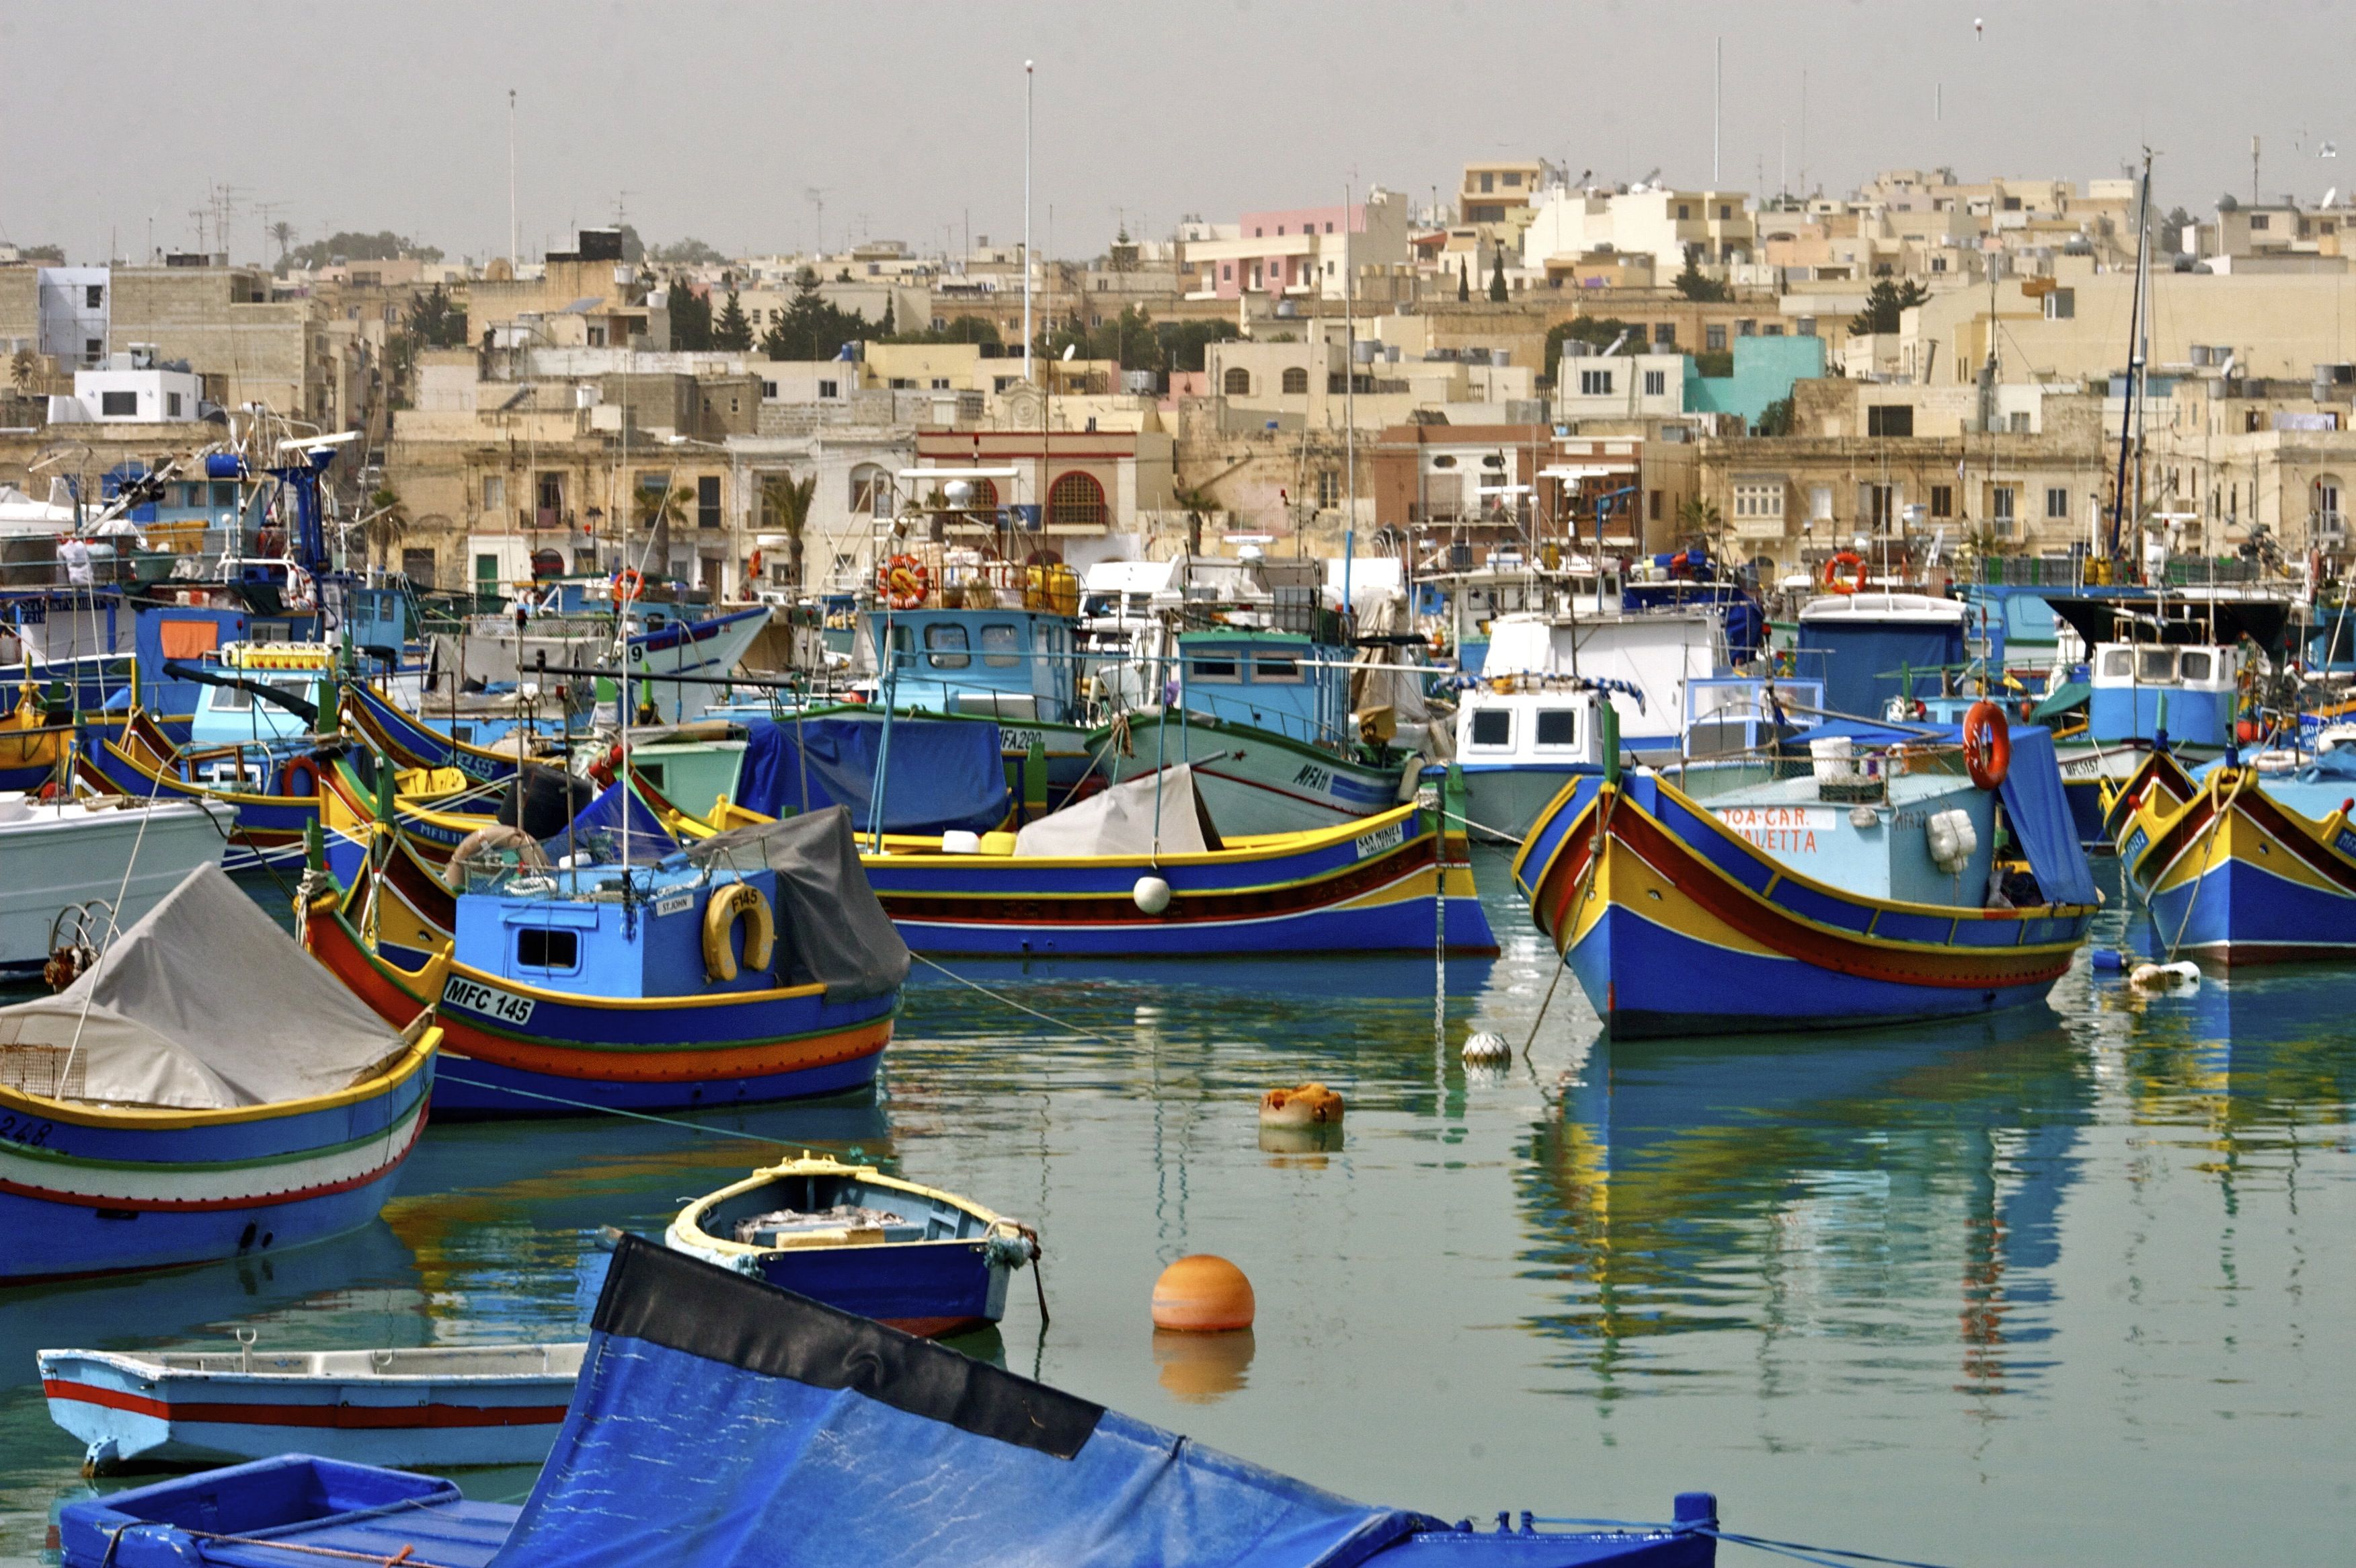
[1520,186,1757,274]
[50,347,207,424]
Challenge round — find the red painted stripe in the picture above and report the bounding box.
[0,1111,425,1213]
[43,1379,567,1431]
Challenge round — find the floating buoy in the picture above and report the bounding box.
[2129,961,2201,992]
[2090,948,2127,972]
[1462,1030,1513,1064]
[1150,1254,1255,1333]
[1259,1082,1343,1126]
[1132,875,1172,914]
[1153,1328,1256,1403]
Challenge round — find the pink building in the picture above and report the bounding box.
[1185,191,1409,302]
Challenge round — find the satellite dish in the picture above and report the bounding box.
[2327,188,2341,210]
[1061,344,1076,362]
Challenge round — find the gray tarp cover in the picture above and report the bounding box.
[684,806,910,1001]
[1013,765,1217,857]
[0,864,408,1110]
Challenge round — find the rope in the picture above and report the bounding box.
[908,953,1128,1045]
[2165,767,2245,962]
[431,1072,808,1141]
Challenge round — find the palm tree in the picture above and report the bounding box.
[270,221,296,265]
[760,471,818,590]
[362,485,407,573]
[1676,496,1724,559]
[633,478,689,577]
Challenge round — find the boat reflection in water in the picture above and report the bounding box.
[1516,1011,2094,1397]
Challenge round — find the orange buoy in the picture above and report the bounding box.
[1150,1255,1255,1333]
[1258,1082,1343,1127]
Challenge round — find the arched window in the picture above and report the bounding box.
[1281,366,1308,395]
[1222,366,1251,396]
[1047,471,1107,530]
[849,463,890,517]
[964,478,999,514]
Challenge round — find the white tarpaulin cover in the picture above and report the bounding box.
[1013,765,1219,858]
[0,864,409,1110]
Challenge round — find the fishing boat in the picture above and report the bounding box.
[0,790,231,982]
[302,801,906,1115]
[660,1152,1037,1337]
[2115,748,2356,962]
[38,1339,583,1475]
[0,677,69,791]
[58,1235,1725,1568]
[1514,699,2098,1037]
[0,863,438,1282]
[687,764,1494,958]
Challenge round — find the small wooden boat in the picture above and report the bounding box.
[345,678,528,788]
[1514,699,2098,1037]
[662,1153,1036,1338]
[0,678,69,791]
[303,801,905,1115]
[76,710,323,869]
[2099,744,2196,851]
[39,1339,584,1474]
[2117,755,2356,962]
[690,764,1495,958]
[0,863,438,1282]
[59,1237,1726,1568]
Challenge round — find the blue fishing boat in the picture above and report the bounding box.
[303,801,906,1115]
[2116,748,2356,962]
[818,764,1493,957]
[59,1236,1724,1567]
[660,1152,1037,1337]
[0,864,438,1283]
[1514,700,2098,1036]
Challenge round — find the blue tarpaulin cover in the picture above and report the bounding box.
[1995,724,2099,908]
[1797,623,1963,721]
[495,1237,1421,1568]
[556,780,678,861]
[734,715,1010,834]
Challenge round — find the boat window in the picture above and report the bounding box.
[2137,648,2176,682]
[1251,655,1302,683]
[2101,649,2133,679]
[980,623,1023,668]
[1534,709,1580,747]
[212,686,253,711]
[925,623,971,669]
[516,928,579,970]
[1470,708,1512,747]
[2179,650,2213,682]
[1189,654,1240,682]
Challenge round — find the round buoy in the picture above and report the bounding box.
[1133,875,1172,914]
[1150,1255,1255,1333]
[1258,1082,1343,1126]
[1462,1030,1512,1064]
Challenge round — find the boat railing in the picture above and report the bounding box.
[1659,735,1972,804]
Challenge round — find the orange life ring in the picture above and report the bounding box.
[1823,551,1868,594]
[611,568,646,602]
[280,755,322,799]
[876,553,929,611]
[1963,699,2010,790]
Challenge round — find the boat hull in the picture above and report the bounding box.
[866,806,1495,957]
[736,1243,1011,1338]
[0,1048,434,1284]
[1094,710,1411,836]
[1454,761,1592,844]
[38,1350,574,1473]
[0,799,230,979]
[305,890,894,1115]
[1515,775,2093,1037]
[2124,773,2356,964]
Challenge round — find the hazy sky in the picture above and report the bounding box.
[4,1,2349,267]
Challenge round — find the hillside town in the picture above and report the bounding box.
[7,156,2347,606]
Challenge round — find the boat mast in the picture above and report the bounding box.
[2107,149,2153,576]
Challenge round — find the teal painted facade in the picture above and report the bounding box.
[1684,336,1827,429]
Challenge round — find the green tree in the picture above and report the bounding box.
[1676,495,1723,547]
[760,471,818,590]
[268,221,295,263]
[760,267,868,360]
[1673,244,1733,302]
[713,290,753,351]
[1457,258,1470,301]
[362,485,408,573]
[1848,278,1929,336]
[1488,251,1509,302]
[1754,395,1795,436]
[407,284,468,349]
[886,315,1000,347]
[1153,317,1239,374]
[650,237,727,265]
[669,283,714,351]
[282,230,442,272]
[1542,317,1645,383]
[615,225,646,264]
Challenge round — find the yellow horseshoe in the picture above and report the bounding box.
[701,881,777,983]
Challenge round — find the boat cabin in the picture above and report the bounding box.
[2042,594,2287,752]
[1457,684,1608,771]
[458,863,781,1001]
[869,608,1081,723]
[1176,629,1350,747]
[1680,752,1999,908]
[1794,592,1968,723]
[1477,609,1726,752]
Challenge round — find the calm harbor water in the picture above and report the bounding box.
[4,851,2355,1565]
